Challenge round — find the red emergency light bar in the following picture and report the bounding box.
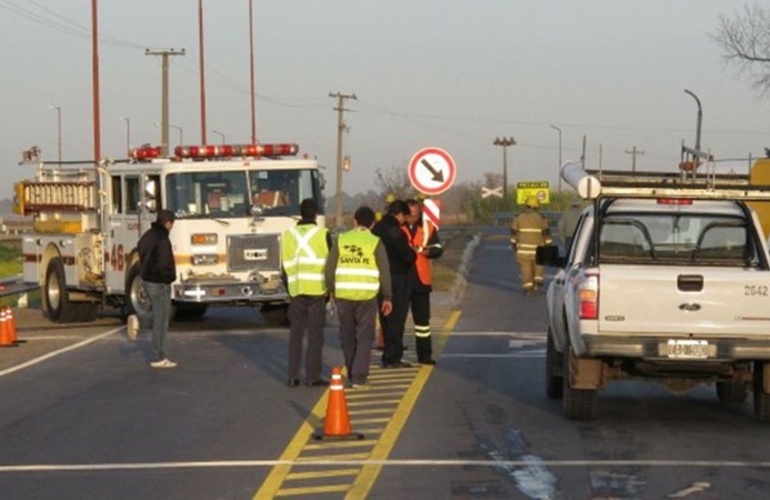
[174,143,299,159]
[657,198,693,206]
[129,145,162,160]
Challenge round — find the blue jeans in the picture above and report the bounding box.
[142,281,172,361]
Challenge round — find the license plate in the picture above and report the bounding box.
[244,248,268,261]
[666,339,709,359]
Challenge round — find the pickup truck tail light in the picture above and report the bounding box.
[579,275,599,320]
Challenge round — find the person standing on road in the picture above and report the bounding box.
[372,199,416,368]
[511,196,552,295]
[137,209,177,368]
[281,198,332,388]
[403,198,443,365]
[325,206,393,387]
[557,198,582,250]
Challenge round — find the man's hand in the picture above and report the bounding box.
[380,299,393,316]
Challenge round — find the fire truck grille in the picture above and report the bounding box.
[227,234,281,272]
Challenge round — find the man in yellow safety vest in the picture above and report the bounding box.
[281,198,332,388]
[325,206,393,388]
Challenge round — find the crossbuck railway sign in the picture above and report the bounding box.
[481,186,503,198]
[408,147,457,196]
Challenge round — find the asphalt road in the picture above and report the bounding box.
[1,227,770,499]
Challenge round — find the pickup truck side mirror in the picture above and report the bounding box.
[536,245,566,268]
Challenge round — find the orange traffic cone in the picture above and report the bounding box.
[0,308,16,348]
[374,326,384,351]
[314,367,363,441]
[373,316,384,351]
[6,307,22,345]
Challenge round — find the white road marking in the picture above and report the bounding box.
[0,460,767,473]
[0,327,122,379]
[451,331,544,337]
[441,351,545,359]
[668,481,711,498]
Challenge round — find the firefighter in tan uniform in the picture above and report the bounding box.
[511,196,552,294]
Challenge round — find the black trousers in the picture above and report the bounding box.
[336,298,377,384]
[380,273,412,365]
[287,295,326,383]
[410,290,432,362]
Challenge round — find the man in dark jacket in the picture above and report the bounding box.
[137,209,177,368]
[372,199,416,368]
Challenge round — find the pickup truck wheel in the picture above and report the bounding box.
[716,380,749,404]
[546,331,564,399]
[562,348,596,420]
[753,362,770,422]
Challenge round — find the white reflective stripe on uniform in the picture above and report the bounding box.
[415,324,431,338]
[335,281,380,290]
[518,243,539,249]
[519,228,544,233]
[286,272,325,283]
[335,268,380,278]
[283,256,327,270]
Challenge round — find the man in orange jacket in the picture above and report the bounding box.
[403,199,443,365]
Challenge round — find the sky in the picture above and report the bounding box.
[1,1,769,201]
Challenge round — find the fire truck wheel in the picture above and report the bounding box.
[44,257,78,323]
[124,262,151,319]
[75,303,98,323]
[259,303,289,325]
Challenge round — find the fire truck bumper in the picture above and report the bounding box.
[173,281,288,304]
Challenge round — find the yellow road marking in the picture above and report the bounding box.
[285,468,359,480]
[253,309,462,499]
[346,310,461,499]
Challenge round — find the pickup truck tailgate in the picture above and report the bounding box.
[598,265,770,336]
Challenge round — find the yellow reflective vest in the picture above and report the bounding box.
[281,224,329,297]
[334,229,381,300]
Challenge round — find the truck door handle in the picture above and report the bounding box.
[677,274,703,292]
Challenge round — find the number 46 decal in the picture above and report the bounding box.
[110,244,126,271]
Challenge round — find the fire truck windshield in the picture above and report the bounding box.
[166,168,322,218]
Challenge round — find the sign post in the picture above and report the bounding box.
[408,147,456,229]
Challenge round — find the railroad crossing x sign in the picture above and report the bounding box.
[481,186,503,199]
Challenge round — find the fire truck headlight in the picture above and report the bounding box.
[191,254,218,266]
[191,233,218,245]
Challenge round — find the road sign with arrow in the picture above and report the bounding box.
[408,147,456,195]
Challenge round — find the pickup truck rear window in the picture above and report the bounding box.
[598,213,757,267]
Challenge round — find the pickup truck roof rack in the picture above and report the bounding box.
[561,161,770,201]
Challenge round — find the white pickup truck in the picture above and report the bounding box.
[539,162,770,421]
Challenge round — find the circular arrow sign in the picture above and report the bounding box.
[408,147,456,196]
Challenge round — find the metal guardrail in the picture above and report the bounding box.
[0,274,37,299]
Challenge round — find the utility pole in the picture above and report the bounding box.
[549,125,562,192]
[145,48,185,157]
[625,146,645,173]
[493,137,516,201]
[330,91,357,228]
[248,0,257,144]
[198,0,207,144]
